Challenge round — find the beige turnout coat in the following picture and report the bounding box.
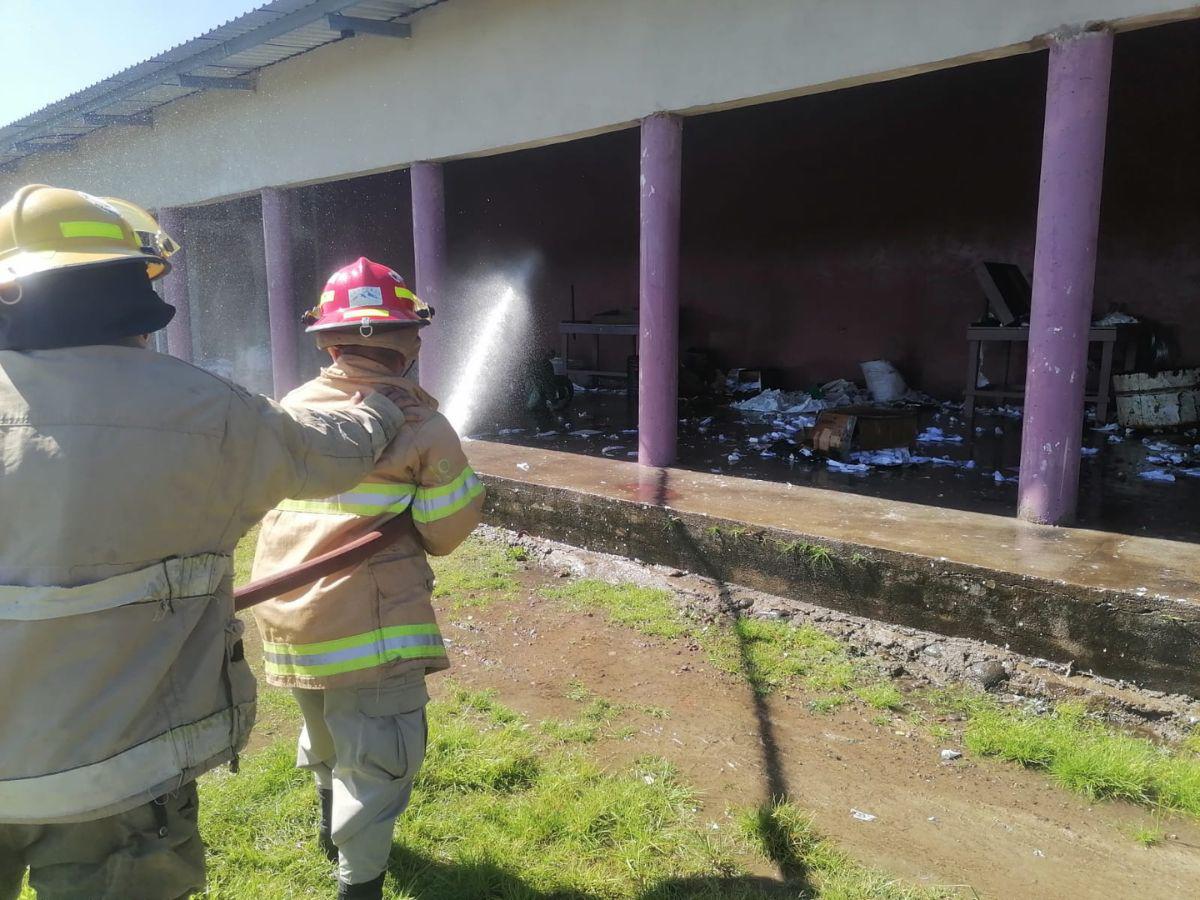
[0,346,404,825]
[251,356,484,690]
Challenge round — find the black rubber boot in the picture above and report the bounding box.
[317,788,338,863]
[337,873,384,899]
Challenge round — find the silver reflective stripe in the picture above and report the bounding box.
[0,553,230,621]
[0,706,235,821]
[412,471,483,523]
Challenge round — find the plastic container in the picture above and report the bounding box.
[1113,368,1200,429]
[860,360,907,403]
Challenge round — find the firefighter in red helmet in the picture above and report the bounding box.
[249,257,483,899]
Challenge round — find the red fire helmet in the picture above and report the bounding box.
[302,256,432,334]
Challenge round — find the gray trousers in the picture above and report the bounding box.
[292,671,429,885]
[0,784,204,900]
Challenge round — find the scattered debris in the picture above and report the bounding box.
[850,809,878,822]
[1094,311,1139,326]
[916,427,964,444]
[1138,468,1176,483]
[516,462,531,472]
[939,749,963,762]
[826,459,870,475]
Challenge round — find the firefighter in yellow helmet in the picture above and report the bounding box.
[0,186,412,900]
[249,257,483,899]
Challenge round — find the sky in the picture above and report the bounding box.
[0,0,263,126]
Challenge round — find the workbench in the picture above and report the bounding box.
[963,324,1135,426]
[558,321,638,390]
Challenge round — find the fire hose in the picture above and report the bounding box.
[233,515,409,612]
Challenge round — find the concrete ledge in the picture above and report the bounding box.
[467,441,1200,695]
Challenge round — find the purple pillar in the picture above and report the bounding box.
[1018,28,1113,525]
[638,114,683,468]
[261,187,300,399]
[157,207,193,362]
[411,162,447,399]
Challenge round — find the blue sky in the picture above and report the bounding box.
[0,0,262,126]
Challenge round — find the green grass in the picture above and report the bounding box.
[233,524,260,587]
[854,682,905,711]
[541,693,625,744]
[199,687,728,898]
[431,536,520,609]
[1130,823,1167,847]
[737,800,957,899]
[190,684,953,899]
[542,579,690,639]
[705,617,870,698]
[964,700,1200,817]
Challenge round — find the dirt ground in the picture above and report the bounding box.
[431,569,1200,900]
[238,545,1200,900]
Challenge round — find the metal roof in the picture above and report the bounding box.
[0,0,435,169]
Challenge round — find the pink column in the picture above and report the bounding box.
[261,187,300,398]
[638,114,683,468]
[1018,28,1113,525]
[410,162,447,399]
[157,207,192,362]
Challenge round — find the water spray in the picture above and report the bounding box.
[443,284,520,435]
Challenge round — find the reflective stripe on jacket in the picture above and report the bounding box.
[0,346,404,824]
[251,356,485,690]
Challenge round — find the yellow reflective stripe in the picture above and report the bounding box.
[59,220,125,240]
[263,623,445,678]
[276,481,415,517]
[319,290,335,305]
[395,286,416,300]
[412,467,484,524]
[341,308,388,318]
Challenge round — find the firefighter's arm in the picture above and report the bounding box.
[410,414,485,556]
[238,387,405,511]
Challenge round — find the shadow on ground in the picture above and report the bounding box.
[387,843,803,899]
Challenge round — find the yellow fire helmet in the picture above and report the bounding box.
[0,184,175,290]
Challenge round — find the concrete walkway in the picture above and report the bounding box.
[467,440,1200,691]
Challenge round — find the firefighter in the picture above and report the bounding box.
[249,257,484,899]
[0,186,413,900]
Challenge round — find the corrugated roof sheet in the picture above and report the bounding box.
[0,0,435,168]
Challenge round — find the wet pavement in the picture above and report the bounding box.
[465,438,1200,604]
[466,392,1200,544]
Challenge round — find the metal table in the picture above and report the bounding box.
[558,321,639,390]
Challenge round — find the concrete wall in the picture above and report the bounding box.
[3,0,1197,208]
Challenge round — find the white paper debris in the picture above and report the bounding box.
[827,459,870,474]
[850,809,877,822]
[516,462,531,472]
[497,428,525,435]
[939,749,963,761]
[568,430,602,438]
[850,448,912,467]
[1093,311,1138,326]
[601,446,624,455]
[1093,423,1119,433]
[917,427,964,444]
[1080,447,1100,457]
[1138,468,1176,482]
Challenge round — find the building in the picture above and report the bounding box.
[3,0,1199,529]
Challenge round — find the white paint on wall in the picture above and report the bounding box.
[2,0,1196,208]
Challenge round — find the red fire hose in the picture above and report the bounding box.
[233,516,410,612]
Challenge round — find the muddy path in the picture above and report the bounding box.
[236,540,1200,899]
[429,568,1200,900]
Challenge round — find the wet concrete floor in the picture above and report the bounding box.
[467,393,1200,544]
[465,438,1200,604]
